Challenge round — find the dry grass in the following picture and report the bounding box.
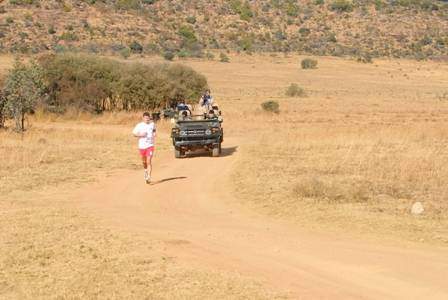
[232,124,448,244]
[178,53,448,245]
[0,113,280,299]
[0,195,277,299]
[0,110,178,197]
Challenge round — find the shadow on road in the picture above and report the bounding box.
[221,146,238,157]
[184,146,238,158]
[151,176,187,185]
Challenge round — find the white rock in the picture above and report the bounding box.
[411,202,424,215]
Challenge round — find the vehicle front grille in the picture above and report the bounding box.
[179,136,207,141]
[185,129,205,136]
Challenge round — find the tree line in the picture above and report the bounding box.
[0,53,208,131]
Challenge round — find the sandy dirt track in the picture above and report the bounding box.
[79,137,448,299]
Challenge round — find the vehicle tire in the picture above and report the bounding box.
[218,143,222,154]
[212,145,220,157]
[175,148,181,158]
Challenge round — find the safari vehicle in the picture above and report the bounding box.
[171,114,223,158]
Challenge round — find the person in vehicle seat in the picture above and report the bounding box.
[179,110,191,121]
[177,100,191,113]
[207,109,217,119]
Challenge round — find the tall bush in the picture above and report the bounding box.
[39,53,122,113]
[2,60,46,131]
[38,53,208,112]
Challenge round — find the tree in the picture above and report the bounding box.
[2,60,46,131]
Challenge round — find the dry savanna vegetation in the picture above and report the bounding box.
[0,0,447,61]
[0,113,281,299]
[181,53,448,245]
[0,54,280,299]
[1,52,448,298]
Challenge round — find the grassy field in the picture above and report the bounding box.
[181,53,448,245]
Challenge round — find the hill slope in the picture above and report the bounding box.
[0,0,447,59]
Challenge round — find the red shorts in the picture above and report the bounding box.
[139,146,154,157]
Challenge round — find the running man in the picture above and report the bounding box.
[132,112,156,184]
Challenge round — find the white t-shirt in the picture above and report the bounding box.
[132,122,156,149]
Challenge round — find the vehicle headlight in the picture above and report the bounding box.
[205,129,212,135]
[211,127,220,134]
[180,130,187,136]
[172,128,180,135]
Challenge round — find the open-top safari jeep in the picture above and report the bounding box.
[171,107,223,158]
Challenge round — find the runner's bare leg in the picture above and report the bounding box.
[141,155,147,169]
[146,155,152,179]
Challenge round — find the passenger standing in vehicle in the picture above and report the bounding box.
[199,89,214,112]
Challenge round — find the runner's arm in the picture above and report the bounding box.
[132,125,147,138]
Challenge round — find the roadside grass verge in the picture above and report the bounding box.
[232,122,448,245]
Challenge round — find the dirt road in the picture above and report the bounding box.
[79,138,448,299]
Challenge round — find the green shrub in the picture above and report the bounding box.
[144,42,160,54]
[206,51,215,60]
[119,47,131,59]
[178,25,197,43]
[261,100,279,113]
[286,3,299,16]
[301,58,318,69]
[238,36,253,51]
[39,54,122,113]
[38,53,207,112]
[163,50,175,61]
[2,60,45,131]
[298,27,311,36]
[330,0,353,12]
[374,0,383,10]
[118,63,207,110]
[230,0,253,21]
[420,36,432,46]
[177,49,190,58]
[129,41,143,53]
[24,13,33,22]
[59,31,78,41]
[326,32,337,43]
[115,0,140,10]
[6,16,14,24]
[9,0,35,4]
[186,16,196,24]
[357,53,373,63]
[19,32,28,39]
[219,52,230,62]
[63,3,72,12]
[81,19,90,29]
[286,83,306,97]
[53,45,66,53]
